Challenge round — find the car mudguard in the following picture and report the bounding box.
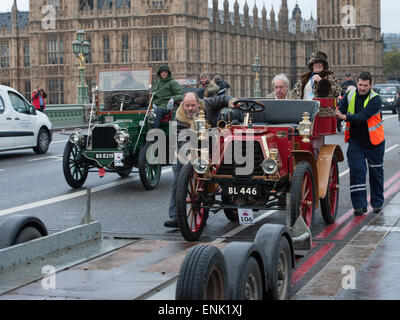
[317,145,344,199]
[222,242,266,299]
[0,215,48,249]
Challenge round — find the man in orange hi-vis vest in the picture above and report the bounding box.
[336,71,385,216]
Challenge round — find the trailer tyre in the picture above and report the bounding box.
[176,245,228,300]
[14,226,43,244]
[237,257,263,300]
[0,215,47,249]
[265,236,292,300]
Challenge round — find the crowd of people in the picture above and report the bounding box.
[142,49,386,227]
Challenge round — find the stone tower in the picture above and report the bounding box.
[317,0,383,81]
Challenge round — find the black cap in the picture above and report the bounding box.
[346,73,351,77]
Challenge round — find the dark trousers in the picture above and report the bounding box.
[153,107,169,128]
[347,139,385,209]
[168,160,183,221]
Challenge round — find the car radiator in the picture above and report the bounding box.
[216,140,264,177]
[92,126,118,149]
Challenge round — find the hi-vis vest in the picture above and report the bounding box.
[344,89,384,145]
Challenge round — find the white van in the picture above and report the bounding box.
[0,85,52,153]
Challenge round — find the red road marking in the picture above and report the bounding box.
[294,170,400,286]
[332,179,400,240]
[292,243,335,286]
[316,169,400,239]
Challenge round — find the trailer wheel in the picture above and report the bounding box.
[290,161,315,231]
[265,236,292,300]
[0,215,47,249]
[320,155,339,224]
[176,245,228,300]
[14,226,42,245]
[239,257,263,300]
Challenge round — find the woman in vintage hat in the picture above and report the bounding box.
[290,50,341,100]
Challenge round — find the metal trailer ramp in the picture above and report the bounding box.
[0,221,135,298]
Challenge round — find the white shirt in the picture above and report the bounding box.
[303,79,314,100]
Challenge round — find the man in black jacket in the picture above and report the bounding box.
[340,73,357,91]
[213,75,231,96]
[164,92,233,228]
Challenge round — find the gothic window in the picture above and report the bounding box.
[48,0,60,10]
[122,34,129,63]
[47,37,63,64]
[149,32,167,62]
[348,42,351,65]
[24,41,30,67]
[79,0,93,10]
[103,35,110,63]
[47,78,64,104]
[24,80,31,102]
[85,35,92,63]
[0,42,10,68]
[305,43,313,66]
[290,42,297,67]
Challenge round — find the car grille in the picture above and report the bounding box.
[92,126,118,149]
[217,140,264,177]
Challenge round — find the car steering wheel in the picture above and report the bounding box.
[231,99,265,113]
[111,93,136,105]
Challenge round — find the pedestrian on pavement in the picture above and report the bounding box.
[266,74,291,100]
[336,71,385,216]
[213,75,231,96]
[340,73,357,91]
[199,72,219,98]
[164,92,234,228]
[290,50,341,100]
[32,86,47,112]
[151,65,184,128]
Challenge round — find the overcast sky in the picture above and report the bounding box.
[0,0,399,33]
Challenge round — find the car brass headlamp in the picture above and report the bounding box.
[261,158,278,175]
[69,129,82,145]
[194,110,206,132]
[298,112,312,143]
[193,157,210,175]
[114,130,130,146]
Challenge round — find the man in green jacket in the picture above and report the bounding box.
[152,65,184,128]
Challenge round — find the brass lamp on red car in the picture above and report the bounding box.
[298,112,312,143]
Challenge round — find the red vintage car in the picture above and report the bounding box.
[175,98,344,242]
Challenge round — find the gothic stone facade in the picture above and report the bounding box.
[0,0,383,104]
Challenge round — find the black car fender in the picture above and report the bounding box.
[0,215,48,249]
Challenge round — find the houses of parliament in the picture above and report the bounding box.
[0,0,383,104]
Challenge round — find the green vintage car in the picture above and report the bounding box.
[62,68,172,190]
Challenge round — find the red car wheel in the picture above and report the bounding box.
[290,161,316,231]
[320,155,339,224]
[176,164,209,241]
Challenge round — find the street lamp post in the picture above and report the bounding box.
[252,56,262,98]
[73,29,90,104]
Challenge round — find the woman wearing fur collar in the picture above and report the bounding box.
[290,50,341,100]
